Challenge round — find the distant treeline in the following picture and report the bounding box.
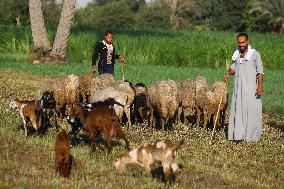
[1,25,283,69]
[0,0,283,33]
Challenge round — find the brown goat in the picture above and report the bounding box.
[9,98,43,136]
[55,129,73,178]
[114,139,184,184]
[69,104,130,152]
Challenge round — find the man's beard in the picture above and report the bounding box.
[239,46,248,52]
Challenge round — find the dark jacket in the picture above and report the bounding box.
[92,41,120,74]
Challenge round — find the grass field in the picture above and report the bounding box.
[0,57,284,188]
[0,26,283,188]
[1,25,284,69]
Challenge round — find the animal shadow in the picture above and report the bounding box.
[150,163,184,184]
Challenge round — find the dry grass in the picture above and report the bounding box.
[0,69,283,189]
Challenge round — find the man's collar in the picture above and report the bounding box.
[102,40,112,45]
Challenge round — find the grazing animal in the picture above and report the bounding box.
[195,76,209,128]
[177,79,196,127]
[79,73,115,103]
[55,129,73,178]
[9,98,43,136]
[147,80,179,130]
[203,81,228,129]
[90,80,135,127]
[114,139,184,184]
[133,83,148,124]
[68,104,130,152]
[40,90,57,129]
[83,98,125,111]
[67,98,123,137]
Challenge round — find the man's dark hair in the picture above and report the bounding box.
[237,32,249,40]
[104,30,113,37]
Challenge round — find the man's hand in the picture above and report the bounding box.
[119,55,125,64]
[224,73,230,82]
[92,65,97,73]
[256,86,262,96]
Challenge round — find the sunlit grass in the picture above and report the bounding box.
[1,25,284,69]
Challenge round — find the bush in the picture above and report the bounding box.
[136,4,171,29]
[75,1,136,30]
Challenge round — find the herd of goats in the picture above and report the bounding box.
[8,73,228,184]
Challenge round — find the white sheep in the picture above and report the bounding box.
[195,76,208,128]
[89,80,135,127]
[147,80,179,131]
[177,79,196,127]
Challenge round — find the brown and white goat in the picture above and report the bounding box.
[114,139,184,184]
[68,104,130,152]
[55,129,73,178]
[9,98,42,136]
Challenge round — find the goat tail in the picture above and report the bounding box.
[172,139,185,151]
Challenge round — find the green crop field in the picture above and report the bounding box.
[0,27,283,188]
[1,25,284,69]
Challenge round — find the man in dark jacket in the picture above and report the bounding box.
[92,31,125,75]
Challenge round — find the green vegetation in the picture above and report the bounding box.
[2,0,284,33]
[1,26,284,69]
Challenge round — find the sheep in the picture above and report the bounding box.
[109,80,135,127]
[90,73,115,95]
[89,80,135,127]
[203,81,228,129]
[177,79,196,127]
[68,104,130,152]
[78,73,115,104]
[114,139,184,184]
[64,74,80,110]
[133,83,148,124]
[195,76,209,128]
[9,98,43,136]
[55,129,73,178]
[147,80,179,131]
[78,73,93,103]
[79,73,93,103]
[46,78,66,117]
[44,74,79,118]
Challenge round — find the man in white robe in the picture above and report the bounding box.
[224,32,264,142]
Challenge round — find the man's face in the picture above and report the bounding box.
[237,36,249,52]
[104,34,113,44]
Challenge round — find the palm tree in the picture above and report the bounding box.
[29,0,76,63]
[250,0,284,33]
[50,0,76,62]
[156,0,196,29]
[29,0,51,52]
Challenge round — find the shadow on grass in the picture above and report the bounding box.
[267,120,284,132]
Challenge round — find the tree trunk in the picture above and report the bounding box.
[169,0,178,28]
[29,0,51,52]
[50,0,76,62]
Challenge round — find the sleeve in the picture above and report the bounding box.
[92,42,101,66]
[114,54,120,59]
[230,61,236,71]
[255,51,264,75]
[113,46,120,59]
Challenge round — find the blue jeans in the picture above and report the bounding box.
[98,67,114,76]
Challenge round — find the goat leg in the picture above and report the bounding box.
[161,118,165,132]
[162,163,172,185]
[19,108,28,136]
[177,107,182,128]
[117,128,130,150]
[105,135,113,153]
